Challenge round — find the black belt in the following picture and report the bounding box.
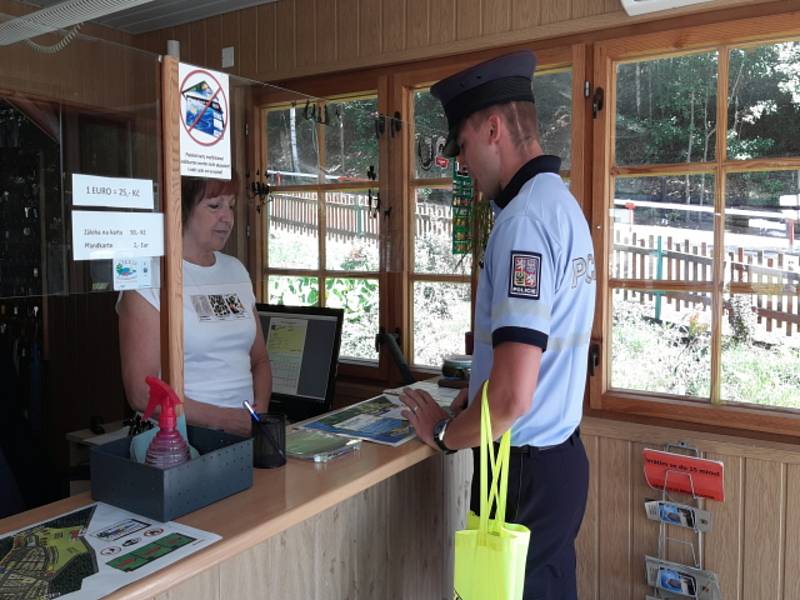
[495,427,581,456]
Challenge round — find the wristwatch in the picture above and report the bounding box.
[433,418,456,454]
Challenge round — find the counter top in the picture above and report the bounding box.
[0,433,438,600]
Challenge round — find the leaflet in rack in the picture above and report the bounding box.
[301,394,416,447]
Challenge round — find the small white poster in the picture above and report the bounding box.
[72,174,155,210]
[113,258,154,291]
[71,211,164,261]
[178,62,231,180]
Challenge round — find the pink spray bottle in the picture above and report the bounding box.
[142,375,191,469]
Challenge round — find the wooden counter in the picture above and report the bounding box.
[0,434,473,600]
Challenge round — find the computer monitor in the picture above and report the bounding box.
[256,303,344,423]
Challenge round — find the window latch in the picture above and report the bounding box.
[588,342,600,377]
[591,87,604,119]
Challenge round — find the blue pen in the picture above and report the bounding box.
[242,400,261,422]
[242,400,285,458]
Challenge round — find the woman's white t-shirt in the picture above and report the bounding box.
[134,252,257,408]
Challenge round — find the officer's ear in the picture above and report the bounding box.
[486,113,502,144]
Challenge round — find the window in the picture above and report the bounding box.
[264,95,383,366]
[593,20,800,434]
[407,61,575,369]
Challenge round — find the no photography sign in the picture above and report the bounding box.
[178,63,232,180]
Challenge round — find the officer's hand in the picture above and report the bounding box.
[449,388,469,418]
[399,388,448,449]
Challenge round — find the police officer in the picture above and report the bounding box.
[400,50,596,600]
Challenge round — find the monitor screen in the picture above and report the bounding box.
[256,304,344,422]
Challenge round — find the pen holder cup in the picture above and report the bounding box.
[253,413,287,468]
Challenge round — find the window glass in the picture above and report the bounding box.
[267,275,320,305]
[414,90,450,179]
[728,42,800,160]
[325,277,379,361]
[610,288,711,398]
[412,281,471,367]
[724,171,800,285]
[535,69,572,170]
[266,107,320,185]
[616,51,718,165]
[414,188,471,275]
[721,291,800,408]
[325,190,380,272]
[267,191,319,270]
[324,97,379,182]
[612,175,715,281]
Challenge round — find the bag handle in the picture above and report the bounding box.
[479,381,512,537]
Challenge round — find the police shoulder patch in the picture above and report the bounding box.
[508,251,542,299]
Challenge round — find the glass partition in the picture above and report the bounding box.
[0,15,163,515]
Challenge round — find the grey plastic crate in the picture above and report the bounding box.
[90,426,253,521]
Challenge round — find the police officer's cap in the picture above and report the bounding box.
[431,50,537,158]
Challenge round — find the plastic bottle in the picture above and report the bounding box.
[142,375,191,469]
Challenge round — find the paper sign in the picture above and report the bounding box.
[71,211,164,261]
[113,258,154,291]
[642,448,725,501]
[72,174,154,209]
[178,63,231,180]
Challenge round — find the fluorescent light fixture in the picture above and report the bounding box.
[0,0,155,46]
[619,0,713,16]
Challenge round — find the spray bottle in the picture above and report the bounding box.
[142,375,191,469]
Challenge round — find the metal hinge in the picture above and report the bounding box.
[584,80,591,98]
[245,122,249,136]
[246,224,251,238]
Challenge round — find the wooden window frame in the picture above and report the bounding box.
[393,43,588,375]
[257,76,391,381]
[589,11,800,438]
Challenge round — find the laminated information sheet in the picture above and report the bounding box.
[0,502,220,600]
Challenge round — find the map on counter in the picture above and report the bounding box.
[0,502,220,600]
[301,395,416,447]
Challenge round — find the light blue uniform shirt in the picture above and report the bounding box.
[468,156,596,447]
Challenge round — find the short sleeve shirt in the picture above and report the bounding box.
[467,156,596,447]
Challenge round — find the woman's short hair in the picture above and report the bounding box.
[181,173,240,225]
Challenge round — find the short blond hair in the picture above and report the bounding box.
[465,101,540,150]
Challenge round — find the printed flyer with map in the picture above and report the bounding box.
[301,394,416,447]
[0,502,220,599]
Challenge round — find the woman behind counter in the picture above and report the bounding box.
[118,175,271,437]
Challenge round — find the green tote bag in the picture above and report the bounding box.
[453,381,531,600]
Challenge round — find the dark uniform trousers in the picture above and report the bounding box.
[469,428,589,600]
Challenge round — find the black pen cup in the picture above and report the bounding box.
[252,413,287,468]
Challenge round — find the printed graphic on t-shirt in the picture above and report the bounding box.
[191,293,249,321]
[508,251,541,299]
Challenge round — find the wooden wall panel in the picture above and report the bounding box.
[295,0,316,68]
[205,15,223,71]
[541,1,571,26]
[406,0,429,50]
[359,0,381,59]
[155,565,219,600]
[784,464,800,600]
[743,459,784,600]
[511,0,540,31]
[187,20,207,67]
[597,437,631,599]
[482,0,512,36]
[576,433,599,600]
[257,3,277,77]
[336,0,359,62]
[630,442,658,599]
[316,0,337,68]
[382,0,406,54]
[705,453,743,600]
[429,0,456,45]
[455,0,482,41]
[222,12,241,76]
[275,0,296,75]
[131,0,790,82]
[239,7,259,80]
